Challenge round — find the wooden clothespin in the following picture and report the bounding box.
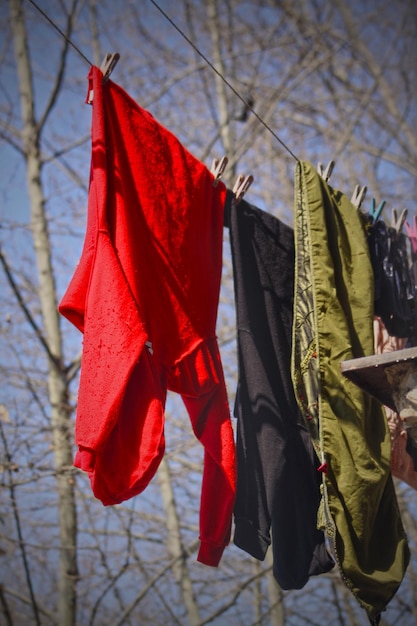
[368,198,386,223]
[391,207,408,234]
[405,215,417,253]
[211,156,228,187]
[317,160,335,182]
[351,184,367,210]
[233,174,254,205]
[100,52,120,82]
[88,52,120,104]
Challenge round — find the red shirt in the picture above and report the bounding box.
[59,66,236,566]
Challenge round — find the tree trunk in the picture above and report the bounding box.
[158,455,201,626]
[206,0,236,185]
[265,547,285,626]
[8,1,78,624]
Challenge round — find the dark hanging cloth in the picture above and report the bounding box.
[368,219,416,338]
[224,193,334,590]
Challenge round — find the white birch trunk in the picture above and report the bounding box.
[8,1,78,624]
[158,455,201,626]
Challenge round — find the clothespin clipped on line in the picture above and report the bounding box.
[317,160,335,183]
[368,198,386,223]
[391,207,408,234]
[351,184,367,210]
[101,52,120,82]
[233,174,254,205]
[405,215,417,253]
[211,156,228,187]
[88,52,120,104]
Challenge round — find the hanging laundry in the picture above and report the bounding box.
[404,215,417,348]
[224,194,334,590]
[373,316,417,491]
[58,66,236,567]
[367,217,416,338]
[291,161,409,624]
[386,362,417,445]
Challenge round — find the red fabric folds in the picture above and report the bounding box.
[59,66,236,566]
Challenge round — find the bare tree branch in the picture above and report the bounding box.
[0,245,60,369]
[0,586,13,626]
[0,421,42,626]
[37,0,83,134]
[114,540,200,626]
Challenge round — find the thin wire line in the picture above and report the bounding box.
[148,0,299,162]
[26,0,92,67]
[26,0,298,162]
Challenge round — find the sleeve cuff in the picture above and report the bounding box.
[197,540,227,567]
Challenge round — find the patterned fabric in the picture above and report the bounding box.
[291,160,410,623]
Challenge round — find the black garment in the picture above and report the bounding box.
[224,194,334,590]
[368,219,416,338]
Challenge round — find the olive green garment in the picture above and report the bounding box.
[291,160,410,621]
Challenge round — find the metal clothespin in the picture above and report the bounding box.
[100,52,120,82]
[233,174,254,205]
[211,156,228,187]
[145,340,154,355]
[368,198,386,223]
[88,53,120,103]
[317,160,335,182]
[351,184,367,210]
[391,207,408,234]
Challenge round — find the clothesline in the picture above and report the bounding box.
[26,0,92,67]
[26,0,299,161]
[148,0,299,162]
[25,0,413,217]
[57,67,414,623]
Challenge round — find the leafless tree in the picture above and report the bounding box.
[0,0,416,624]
